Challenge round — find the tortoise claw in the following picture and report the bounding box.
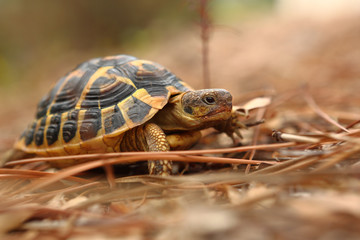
[215,109,247,144]
[215,108,265,144]
[234,128,243,139]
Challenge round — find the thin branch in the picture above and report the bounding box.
[304,93,349,133]
[5,142,296,167]
[199,0,211,88]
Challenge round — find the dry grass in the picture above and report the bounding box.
[1,88,360,239]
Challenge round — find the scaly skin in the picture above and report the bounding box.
[119,124,202,176]
[143,124,172,175]
[119,123,171,175]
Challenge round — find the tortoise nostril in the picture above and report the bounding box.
[226,94,232,103]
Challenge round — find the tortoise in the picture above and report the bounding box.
[5,55,244,175]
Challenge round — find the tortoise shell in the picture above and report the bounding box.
[15,55,192,157]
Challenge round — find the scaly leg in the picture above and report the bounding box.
[144,124,202,175]
[166,131,202,175]
[143,123,172,176]
[166,131,202,150]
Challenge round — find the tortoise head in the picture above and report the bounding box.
[181,89,232,122]
[153,89,232,132]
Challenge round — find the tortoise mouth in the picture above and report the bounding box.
[207,105,231,115]
[202,107,232,120]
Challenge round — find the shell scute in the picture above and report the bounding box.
[103,105,126,134]
[81,76,137,109]
[127,96,152,124]
[46,114,61,145]
[34,117,47,146]
[62,109,79,143]
[79,109,102,141]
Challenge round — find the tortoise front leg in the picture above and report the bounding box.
[166,131,201,150]
[143,125,202,175]
[143,123,172,176]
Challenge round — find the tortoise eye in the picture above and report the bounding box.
[203,95,216,105]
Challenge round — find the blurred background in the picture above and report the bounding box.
[0,0,274,91]
[1,0,360,147]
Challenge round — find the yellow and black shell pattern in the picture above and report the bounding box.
[15,55,192,157]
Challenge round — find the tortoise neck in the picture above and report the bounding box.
[150,99,205,132]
